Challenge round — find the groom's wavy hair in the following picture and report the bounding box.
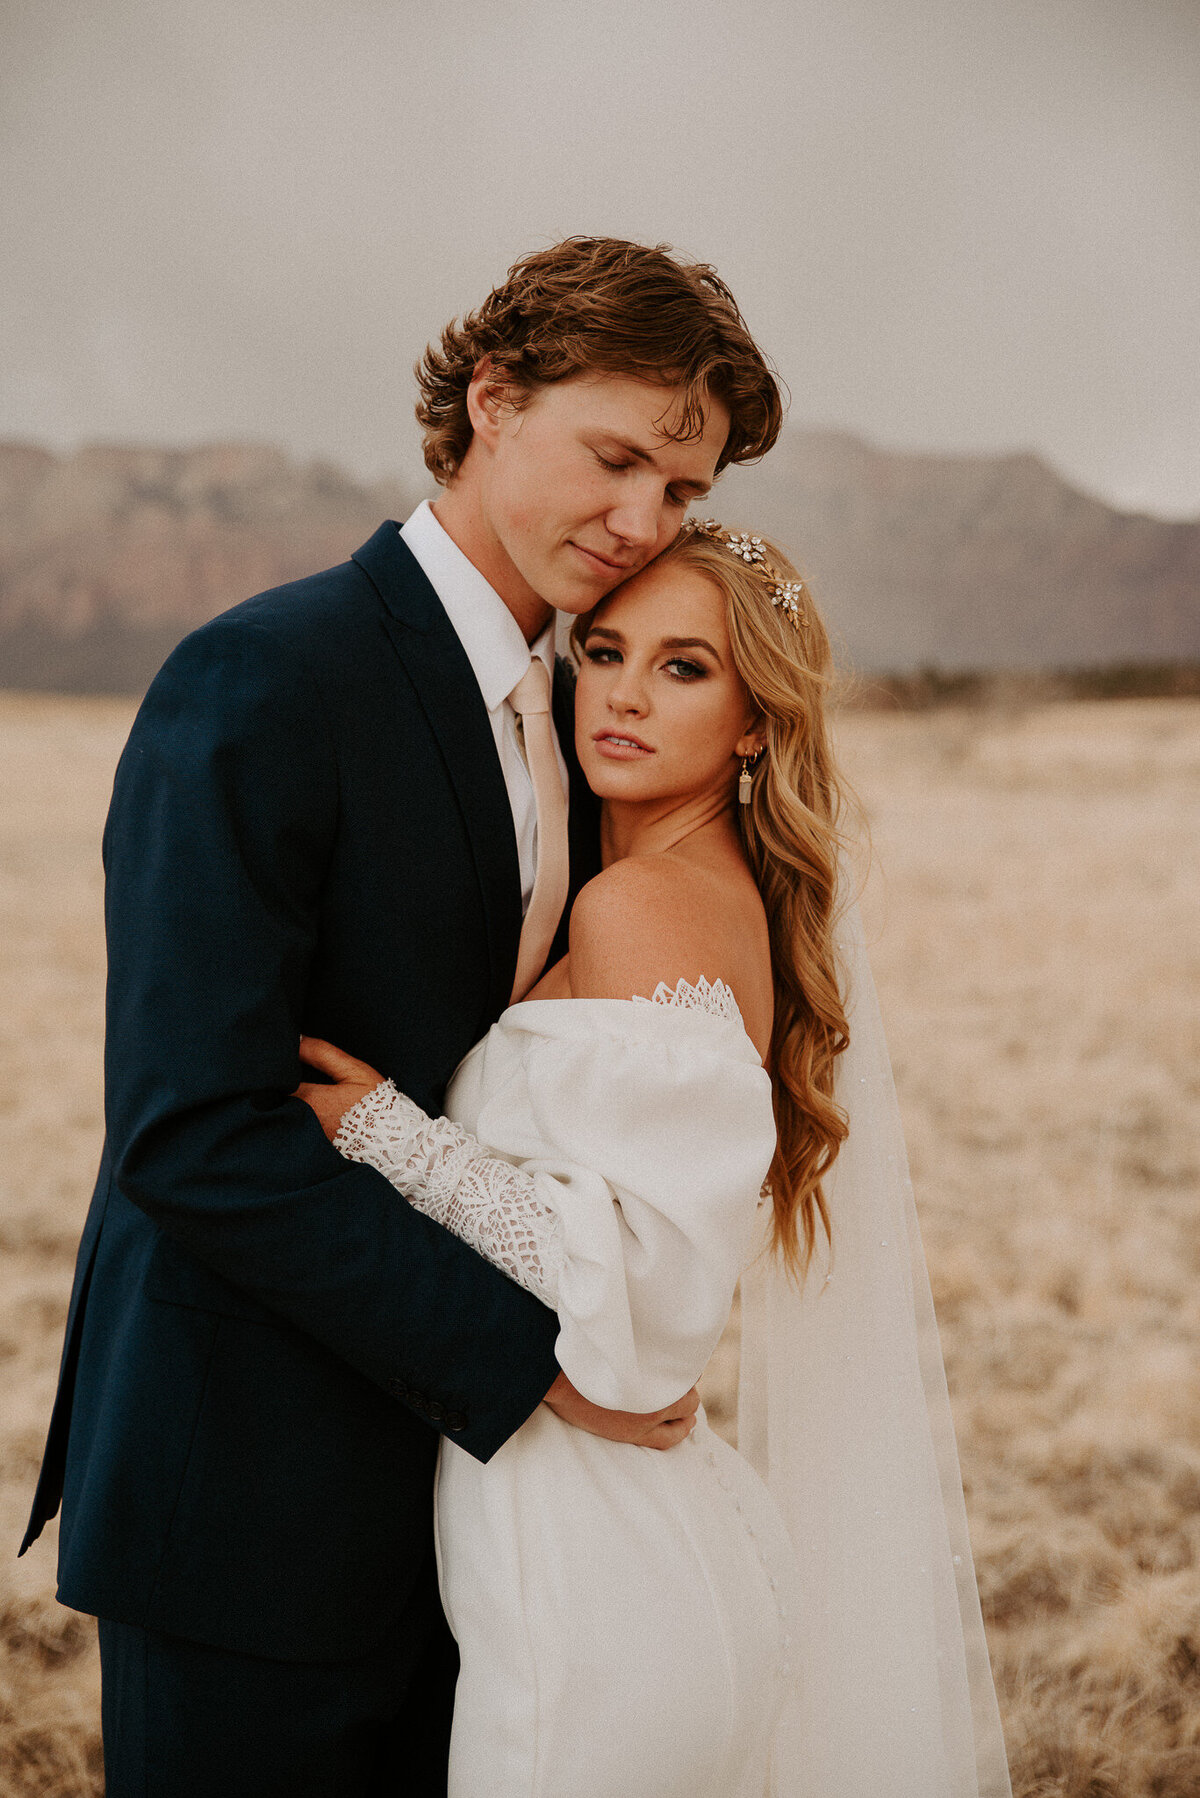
[571,529,853,1280]
[415,237,784,483]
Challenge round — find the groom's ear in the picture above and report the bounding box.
[466,356,515,448]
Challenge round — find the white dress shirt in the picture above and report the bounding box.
[400,500,570,916]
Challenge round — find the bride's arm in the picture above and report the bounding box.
[294,1038,564,1307]
[297,1033,705,1446]
[334,1067,566,1309]
[295,861,774,1409]
[296,1040,706,1443]
[297,861,758,1298]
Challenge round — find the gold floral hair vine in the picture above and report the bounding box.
[681,518,808,630]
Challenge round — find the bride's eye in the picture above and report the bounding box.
[665,657,706,681]
[584,644,621,664]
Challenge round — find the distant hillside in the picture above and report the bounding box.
[0,434,1196,691]
[716,431,1200,672]
[0,442,412,692]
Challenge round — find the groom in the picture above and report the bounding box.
[21,237,782,1794]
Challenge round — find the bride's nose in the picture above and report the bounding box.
[607,667,649,716]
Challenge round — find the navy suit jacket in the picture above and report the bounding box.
[20,523,601,1662]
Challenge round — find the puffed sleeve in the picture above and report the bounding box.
[336,994,777,1412]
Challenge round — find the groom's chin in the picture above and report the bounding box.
[545,580,617,619]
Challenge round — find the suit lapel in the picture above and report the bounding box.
[353,526,523,1021]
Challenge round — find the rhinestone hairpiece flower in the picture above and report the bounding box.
[725,532,765,564]
[683,518,807,630]
[770,581,805,627]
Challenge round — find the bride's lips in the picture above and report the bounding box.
[591,729,654,759]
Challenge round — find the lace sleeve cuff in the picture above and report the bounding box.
[334,1080,564,1309]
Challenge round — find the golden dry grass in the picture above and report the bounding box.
[2,690,1198,1796]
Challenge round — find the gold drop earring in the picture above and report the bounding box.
[739,750,762,805]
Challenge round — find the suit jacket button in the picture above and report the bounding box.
[389,1378,411,1400]
[427,1400,447,1424]
[446,1411,468,1433]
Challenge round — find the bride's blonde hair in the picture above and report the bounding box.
[572,523,852,1276]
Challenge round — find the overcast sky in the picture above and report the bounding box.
[2,0,1197,517]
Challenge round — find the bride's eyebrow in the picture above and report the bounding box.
[585,626,723,666]
[661,634,722,664]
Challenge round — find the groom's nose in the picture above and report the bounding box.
[604,482,665,555]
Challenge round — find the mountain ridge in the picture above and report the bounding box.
[0,434,1196,691]
[715,429,1199,672]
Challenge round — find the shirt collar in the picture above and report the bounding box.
[400,500,555,713]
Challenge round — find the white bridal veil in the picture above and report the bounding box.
[738,897,1012,1798]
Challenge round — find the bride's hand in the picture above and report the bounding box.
[294,1036,385,1142]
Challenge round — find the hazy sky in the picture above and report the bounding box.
[2,0,1197,517]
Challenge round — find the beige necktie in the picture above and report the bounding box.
[508,659,570,1003]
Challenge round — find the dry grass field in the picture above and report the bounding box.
[1,689,1198,1796]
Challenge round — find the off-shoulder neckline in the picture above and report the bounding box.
[500,978,762,1067]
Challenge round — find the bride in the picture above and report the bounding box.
[296,519,1012,1797]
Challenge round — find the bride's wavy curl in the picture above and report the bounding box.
[574,527,853,1278]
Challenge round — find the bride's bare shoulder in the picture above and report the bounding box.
[567,856,763,1006]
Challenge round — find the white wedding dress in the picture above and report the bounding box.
[338,979,795,1796]
[335,950,1012,1797]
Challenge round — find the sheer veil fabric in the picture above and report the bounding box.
[738,897,1012,1797]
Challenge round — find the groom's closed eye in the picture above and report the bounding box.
[588,437,710,507]
[592,455,696,509]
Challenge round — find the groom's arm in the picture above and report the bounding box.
[103,609,559,1463]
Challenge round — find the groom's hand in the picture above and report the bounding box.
[542,1371,700,1450]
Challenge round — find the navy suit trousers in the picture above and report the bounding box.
[98,1554,456,1798]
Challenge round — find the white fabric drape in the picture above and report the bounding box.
[738,898,1012,1797]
